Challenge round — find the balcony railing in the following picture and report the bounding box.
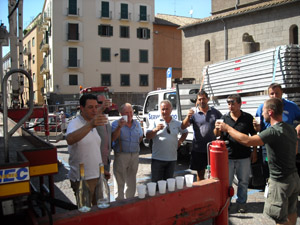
[119,12,131,20]
[40,59,49,74]
[67,33,79,41]
[39,39,49,52]
[23,46,31,55]
[139,14,150,22]
[100,10,112,19]
[68,59,80,68]
[43,12,51,22]
[67,7,80,16]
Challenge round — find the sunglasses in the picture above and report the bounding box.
[166,125,170,134]
[227,100,236,104]
[97,101,103,104]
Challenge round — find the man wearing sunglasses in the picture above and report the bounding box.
[146,100,188,182]
[214,94,257,213]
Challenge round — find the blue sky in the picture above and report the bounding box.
[0,0,211,57]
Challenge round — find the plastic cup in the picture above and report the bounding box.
[175,176,184,189]
[185,174,194,187]
[157,180,167,194]
[167,178,176,192]
[216,119,224,123]
[104,114,109,124]
[109,99,112,106]
[255,116,261,124]
[147,182,156,196]
[122,115,128,122]
[137,184,146,199]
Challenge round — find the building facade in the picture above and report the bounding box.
[180,0,300,83]
[23,14,45,106]
[41,0,154,107]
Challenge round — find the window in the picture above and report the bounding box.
[98,25,113,37]
[101,74,111,86]
[120,26,129,38]
[120,49,130,62]
[68,23,79,40]
[32,55,35,64]
[33,73,36,82]
[120,74,130,86]
[68,47,78,67]
[144,94,158,113]
[69,74,78,85]
[68,0,78,15]
[139,74,148,86]
[164,93,177,109]
[101,48,111,62]
[137,28,150,39]
[32,37,35,47]
[139,50,148,63]
[205,40,210,62]
[289,25,299,44]
[120,3,128,19]
[139,5,147,21]
[101,1,109,18]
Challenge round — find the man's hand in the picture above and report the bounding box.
[187,108,195,118]
[296,124,300,138]
[251,150,258,164]
[215,121,228,132]
[253,119,261,132]
[90,113,108,127]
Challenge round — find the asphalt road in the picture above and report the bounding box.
[41,139,300,225]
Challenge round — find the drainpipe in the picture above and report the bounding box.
[221,19,228,60]
[235,0,240,10]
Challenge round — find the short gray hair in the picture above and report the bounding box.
[160,100,173,109]
[120,103,133,113]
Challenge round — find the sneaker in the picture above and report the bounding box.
[237,203,247,213]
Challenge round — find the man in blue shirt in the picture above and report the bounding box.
[255,83,300,179]
[112,103,143,200]
[181,90,222,180]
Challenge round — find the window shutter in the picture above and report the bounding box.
[98,25,102,35]
[147,29,150,39]
[109,26,113,36]
[137,28,141,38]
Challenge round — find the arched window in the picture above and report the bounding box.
[289,25,298,44]
[205,40,210,62]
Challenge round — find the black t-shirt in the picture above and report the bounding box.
[221,111,256,159]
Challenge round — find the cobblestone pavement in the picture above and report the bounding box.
[49,140,300,225]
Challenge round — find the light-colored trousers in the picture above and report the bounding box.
[113,152,139,200]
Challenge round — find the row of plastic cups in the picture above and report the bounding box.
[136,174,194,199]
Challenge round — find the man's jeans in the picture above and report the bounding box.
[229,157,251,204]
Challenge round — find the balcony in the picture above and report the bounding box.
[40,60,50,75]
[43,12,51,22]
[119,12,131,21]
[139,14,150,22]
[67,7,80,16]
[23,46,31,55]
[68,59,80,68]
[100,10,112,19]
[67,33,79,41]
[40,39,49,53]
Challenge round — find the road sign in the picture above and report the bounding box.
[166,67,172,89]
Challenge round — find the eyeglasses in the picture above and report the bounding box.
[97,101,103,104]
[227,100,236,104]
[166,125,170,134]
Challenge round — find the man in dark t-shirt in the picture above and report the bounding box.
[214,94,257,213]
[215,98,300,224]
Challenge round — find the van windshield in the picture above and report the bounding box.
[164,92,176,109]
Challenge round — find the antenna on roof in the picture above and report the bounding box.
[174,0,176,15]
[189,7,193,18]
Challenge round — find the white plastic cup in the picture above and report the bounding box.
[185,174,194,187]
[175,176,184,189]
[255,116,261,124]
[147,182,156,196]
[122,115,128,122]
[109,98,113,106]
[137,184,146,199]
[157,180,167,194]
[216,119,224,123]
[104,114,109,124]
[167,178,176,192]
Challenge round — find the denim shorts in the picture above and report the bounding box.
[263,172,300,223]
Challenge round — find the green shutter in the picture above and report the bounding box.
[121,4,128,19]
[101,2,109,17]
[140,6,147,21]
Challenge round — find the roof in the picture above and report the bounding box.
[180,0,299,29]
[154,14,201,27]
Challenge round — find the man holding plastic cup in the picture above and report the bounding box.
[146,100,188,182]
[214,94,257,213]
[96,95,112,178]
[111,103,143,200]
[181,90,222,180]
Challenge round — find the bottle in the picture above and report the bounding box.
[76,163,92,212]
[96,163,110,208]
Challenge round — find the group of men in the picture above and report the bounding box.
[66,82,300,225]
[66,94,143,203]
